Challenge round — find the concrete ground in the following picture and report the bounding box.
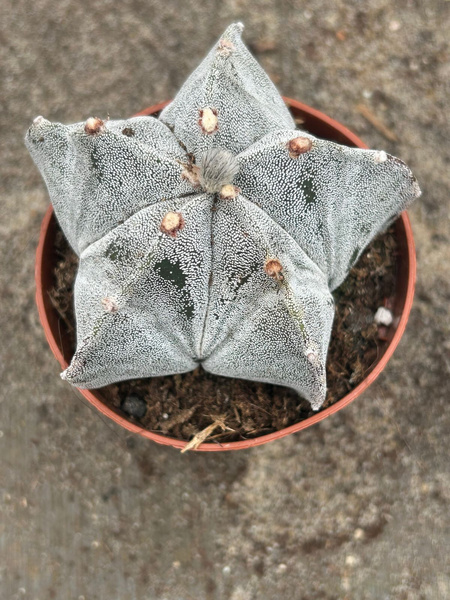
[1,1,449,598]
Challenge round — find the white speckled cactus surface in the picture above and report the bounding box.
[25,23,420,410]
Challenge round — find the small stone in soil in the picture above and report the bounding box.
[121,394,147,418]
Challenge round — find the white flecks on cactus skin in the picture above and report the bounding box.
[26,115,193,254]
[235,130,420,291]
[159,22,295,157]
[25,23,421,410]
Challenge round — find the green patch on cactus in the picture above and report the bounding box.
[154,258,187,290]
[153,258,195,319]
[90,148,101,181]
[227,261,259,290]
[284,295,306,336]
[301,175,317,207]
[105,241,120,261]
[317,219,325,235]
[237,267,256,289]
[105,241,132,263]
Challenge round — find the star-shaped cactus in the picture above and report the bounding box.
[25,23,420,410]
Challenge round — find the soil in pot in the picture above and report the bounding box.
[48,222,398,445]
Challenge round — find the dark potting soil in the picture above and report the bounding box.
[50,224,397,444]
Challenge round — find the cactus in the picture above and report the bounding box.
[25,23,420,411]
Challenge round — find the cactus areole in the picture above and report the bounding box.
[26,23,420,412]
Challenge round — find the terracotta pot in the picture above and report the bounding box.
[35,98,416,451]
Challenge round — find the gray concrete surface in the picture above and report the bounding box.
[1,1,449,598]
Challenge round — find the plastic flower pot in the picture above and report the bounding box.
[35,98,416,451]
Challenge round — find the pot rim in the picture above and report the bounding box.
[35,98,416,451]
